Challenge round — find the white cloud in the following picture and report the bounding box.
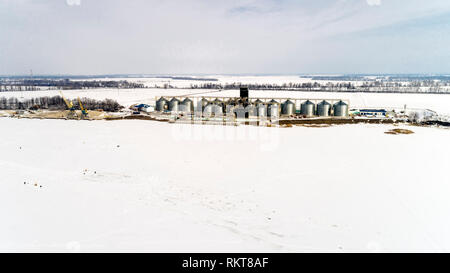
[66,0,81,6]
[366,0,381,6]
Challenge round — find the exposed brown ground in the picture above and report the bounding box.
[384,128,415,135]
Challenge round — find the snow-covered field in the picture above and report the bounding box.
[1,78,450,252]
[1,117,450,252]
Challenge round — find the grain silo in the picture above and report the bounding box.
[281,100,296,116]
[213,98,225,113]
[253,99,266,117]
[180,98,194,113]
[267,99,280,118]
[317,100,331,117]
[168,98,180,112]
[198,98,209,112]
[300,100,315,117]
[223,98,235,114]
[333,100,349,117]
[233,105,246,118]
[156,97,168,111]
[204,103,223,117]
[245,104,258,118]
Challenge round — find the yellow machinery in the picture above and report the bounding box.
[78,97,89,119]
[59,91,78,119]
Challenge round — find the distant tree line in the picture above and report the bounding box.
[180,81,450,93]
[306,75,450,82]
[165,76,218,81]
[0,96,123,112]
[0,79,145,91]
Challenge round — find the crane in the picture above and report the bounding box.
[78,97,89,119]
[59,91,77,119]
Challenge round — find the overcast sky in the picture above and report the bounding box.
[1,0,450,75]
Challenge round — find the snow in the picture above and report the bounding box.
[1,76,450,252]
[1,118,450,252]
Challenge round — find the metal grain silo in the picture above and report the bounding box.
[168,98,180,112]
[203,103,213,116]
[156,97,168,111]
[281,100,296,116]
[233,105,246,118]
[213,98,225,113]
[257,104,267,117]
[300,100,316,117]
[317,100,331,117]
[214,103,223,115]
[224,98,238,113]
[245,104,258,118]
[254,99,266,117]
[267,99,280,118]
[197,98,209,111]
[333,100,349,117]
[180,98,194,113]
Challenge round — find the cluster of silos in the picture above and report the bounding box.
[279,99,349,117]
[203,98,224,117]
[297,100,348,117]
[155,96,348,118]
[200,98,272,119]
[231,99,280,118]
[155,97,281,119]
[195,97,240,117]
[156,97,194,113]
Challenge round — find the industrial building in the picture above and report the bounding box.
[359,109,387,117]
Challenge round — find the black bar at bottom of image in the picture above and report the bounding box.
[0,253,441,272]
